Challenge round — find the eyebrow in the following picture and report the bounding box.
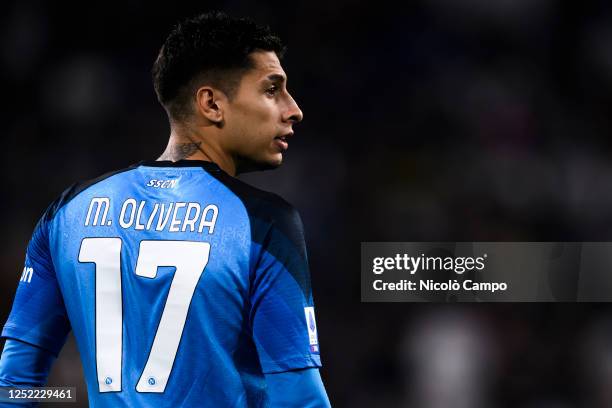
[265,74,286,84]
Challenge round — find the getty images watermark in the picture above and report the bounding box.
[371,252,507,293]
[361,242,612,302]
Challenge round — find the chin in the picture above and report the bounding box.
[236,155,283,174]
[259,156,283,171]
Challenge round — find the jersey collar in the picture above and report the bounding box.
[135,159,222,172]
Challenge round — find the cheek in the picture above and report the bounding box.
[250,102,277,127]
[230,102,277,140]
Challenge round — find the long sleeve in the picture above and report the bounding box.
[1,207,70,356]
[265,368,331,407]
[0,338,56,407]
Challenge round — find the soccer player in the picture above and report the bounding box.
[0,11,331,407]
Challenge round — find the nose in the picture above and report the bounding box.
[284,93,304,124]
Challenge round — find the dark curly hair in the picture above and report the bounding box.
[152,11,286,120]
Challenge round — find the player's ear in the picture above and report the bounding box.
[195,86,226,125]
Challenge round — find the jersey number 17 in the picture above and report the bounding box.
[78,238,211,393]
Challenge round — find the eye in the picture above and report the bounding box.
[265,85,278,96]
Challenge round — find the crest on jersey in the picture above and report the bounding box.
[304,307,319,352]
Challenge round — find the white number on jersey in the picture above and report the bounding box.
[78,238,211,393]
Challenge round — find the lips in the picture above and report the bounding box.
[274,132,293,151]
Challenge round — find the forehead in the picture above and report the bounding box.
[244,51,286,82]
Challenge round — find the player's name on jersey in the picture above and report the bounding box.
[84,197,218,234]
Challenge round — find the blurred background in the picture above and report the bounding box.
[2,0,612,406]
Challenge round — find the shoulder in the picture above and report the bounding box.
[208,170,302,225]
[205,170,305,246]
[42,165,137,223]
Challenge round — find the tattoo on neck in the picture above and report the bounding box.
[159,142,202,161]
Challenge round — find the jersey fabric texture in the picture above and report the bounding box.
[1,160,321,407]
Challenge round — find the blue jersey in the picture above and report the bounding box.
[1,160,321,407]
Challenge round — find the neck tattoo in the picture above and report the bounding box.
[159,141,204,161]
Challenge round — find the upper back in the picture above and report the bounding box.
[3,159,321,408]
